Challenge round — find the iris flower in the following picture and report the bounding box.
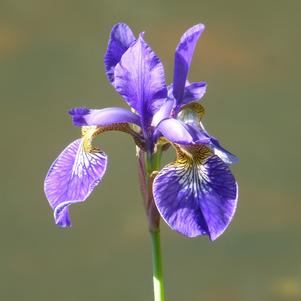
[44,23,238,241]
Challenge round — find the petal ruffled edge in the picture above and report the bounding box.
[44,138,108,227]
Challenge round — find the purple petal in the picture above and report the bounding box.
[209,136,239,165]
[104,23,136,83]
[44,139,107,227]
[153,151,238,240]
[181,82,207,105]
[173,24,205,103]
[184,124,211,144]
[151,98,175,127]
[69,107,141,127]
[114,34,167,125]
[155,118,193,144]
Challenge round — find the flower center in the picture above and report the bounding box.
[177,103,205,127]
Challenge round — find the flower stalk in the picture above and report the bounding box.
[145,149,165,301]
[150,229,165,301]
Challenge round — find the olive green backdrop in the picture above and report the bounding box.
[1,0,300,300]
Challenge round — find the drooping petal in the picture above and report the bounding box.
[153,145,238,240]
[173,24,205,103]
[44,139,107,227]
[104,23,136,83]
[114,34,167,125]
[69,107,141,127]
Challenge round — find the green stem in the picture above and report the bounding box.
[145,148,165,301]
[150,230,165,301]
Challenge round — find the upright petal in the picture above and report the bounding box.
[153,144,238,240]
[44,139,107,227]
[104,23,136,83]
[114,34,167,125]
[69,107,141,127]
[173,24,205,103]
[181,82,207,105]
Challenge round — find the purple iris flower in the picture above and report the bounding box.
[44,23,238,240]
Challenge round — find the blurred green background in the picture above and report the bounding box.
[1,0,300,300]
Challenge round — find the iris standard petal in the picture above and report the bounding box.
[181,82,207,105]
[114,34,167,125]
[44,139,107,227]
[69,107,141,127]
[104,23,136,83]
[153,145,238,240]
[155,118,193,145]
[173,24,205,103]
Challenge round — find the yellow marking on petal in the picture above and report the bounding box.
[174,144,212,166]
[157,137,169,146]
[81,126,100,152]
[81,123,145,153]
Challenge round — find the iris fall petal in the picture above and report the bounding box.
[44,139,107,227]
[153,145,238,240]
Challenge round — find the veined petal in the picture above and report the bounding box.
[153,145,238,240]
[173,24,205,103]
[114,34,167,125]
[104,23,136,83]
[44,138,107,227]
[69,107,141,127]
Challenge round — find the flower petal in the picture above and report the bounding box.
[44,139,107,227]
[181,81,207,105]
[104,23,136,83]
[151,98,175,127]
[69,107,141,127]
[184,124,211,144]
[209,136,239,165]
[114,34,167,125]
[153,145,238,240]
[173,24,205,103]
[155,118,193,145]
